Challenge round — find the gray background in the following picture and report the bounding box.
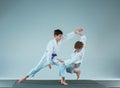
[0,0,120,80]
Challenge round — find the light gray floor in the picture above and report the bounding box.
[0,80,120,88]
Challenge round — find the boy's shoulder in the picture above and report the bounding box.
[49,39,55,42]
[47,39,55,44]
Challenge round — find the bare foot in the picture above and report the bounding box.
[18,76,28,83]
[61,81,68,86]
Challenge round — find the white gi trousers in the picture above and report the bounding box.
[28,53,66,77]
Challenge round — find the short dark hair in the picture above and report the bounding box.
[74,41,84,49]
[54,29,63,36]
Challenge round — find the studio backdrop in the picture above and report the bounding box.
[0,0,120,79]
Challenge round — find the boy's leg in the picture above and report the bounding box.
[66,64,80,80]
[74,63,81,80]
[74,70,80,80]
[58,63,68,85]
[60,64,68,85]
[53,59,68,85]
[18,75,29,83]
[18,58,48,83]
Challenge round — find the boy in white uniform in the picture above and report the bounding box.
[18,29,83,85]
[63,31,86,80]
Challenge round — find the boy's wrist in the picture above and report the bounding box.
[74,28,83,34]
[48,64,51,69]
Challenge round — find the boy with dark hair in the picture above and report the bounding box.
[18,28,83,85]
[54,29,63,35]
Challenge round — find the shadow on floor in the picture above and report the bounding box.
[12,80,106,88]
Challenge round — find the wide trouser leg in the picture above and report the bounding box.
[28,57,48,77]
[66,63,81,74]
[52,59,66,77]
[58,62,66,77]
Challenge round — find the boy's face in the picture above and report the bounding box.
[76,48,81,52]
[55,34,63,41]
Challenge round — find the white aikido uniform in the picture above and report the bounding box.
[64,35,86,73]
[28,32,76,77]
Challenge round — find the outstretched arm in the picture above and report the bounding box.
[80,35,87,46]
[77,31,87,63]
[62,28,83,41]
[56,58,64,63]
[78,29,87,46]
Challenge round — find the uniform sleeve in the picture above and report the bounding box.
[65,52,79,66]
[62,32,76,42]
[79,49,85,63]
[79,35,87,46]
[45,41,54,64]
[78,35,86,63]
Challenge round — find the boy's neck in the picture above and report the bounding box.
[55,39,59,44]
